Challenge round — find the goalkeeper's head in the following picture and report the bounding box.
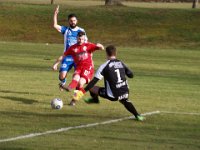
[106,45,117,59]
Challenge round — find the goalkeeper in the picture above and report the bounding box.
[73,45,144,121]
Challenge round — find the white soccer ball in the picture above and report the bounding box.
[51,98,63,109]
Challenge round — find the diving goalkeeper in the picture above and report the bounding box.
[73,45,144,121]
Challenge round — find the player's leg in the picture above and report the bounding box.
[66,74,81,106]
[81,67,100,103]
[119,99,138,116]
[67,74,80,91]
[89,86,100,94]
[59,57,68,85]
[85,87,118,103]
[86,91,100,103]
[87,80,99,103]
[59,56,74,90]
[84,86,100,103]
[77,77,87,89]
[119,99,144,120]
[59,71,80,92]
[83,86,100,103]
[97,88,144,121]
[59,71,67,86]
[60,63,81,91]
[69,77,86,106]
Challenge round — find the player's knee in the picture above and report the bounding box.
[73,74,80,81]
[59,73,67,80]
[90,86,99,95]
[119,99,128,105]
[59,76,65,81]
[79,78,86,87]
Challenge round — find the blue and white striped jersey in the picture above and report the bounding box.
[61,26,87,52]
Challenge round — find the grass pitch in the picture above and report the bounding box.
[0,1,199,149]
[0,41,199,149]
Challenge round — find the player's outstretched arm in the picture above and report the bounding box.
[123,63,134,78]
[85,77,99,92]
[53,5,62,32]
[96,43,104,50]
[52,55,64,71]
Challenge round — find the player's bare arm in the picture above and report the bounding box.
[53,5,61,32]
[52,55,64,71]
[96,43,104,50]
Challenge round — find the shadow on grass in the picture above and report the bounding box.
[0,110,85,118]
[0,148,31,150]
[0,89,51,96]
[0,96,38,104]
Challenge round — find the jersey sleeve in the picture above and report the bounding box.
[61,26,68,35]
[95,66,104,80]
[94,61,109,80]
[122,62,134,78]
[87,43,99,53]
[84,77,99,92]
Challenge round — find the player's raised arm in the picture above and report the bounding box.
[53,5,62,32]
[96,43,104,50]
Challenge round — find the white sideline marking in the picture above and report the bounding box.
[0,111,160,143]
[161,111,200,116]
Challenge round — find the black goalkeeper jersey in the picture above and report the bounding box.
[95,59,133,99]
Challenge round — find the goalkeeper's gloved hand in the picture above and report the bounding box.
[73,90,85,101]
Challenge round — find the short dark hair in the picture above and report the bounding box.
[68,13,77,20]
[106,45,116,57]
[77,31,85,37]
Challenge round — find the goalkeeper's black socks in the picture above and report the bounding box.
[120,99,139,118]
[89,91,99,103]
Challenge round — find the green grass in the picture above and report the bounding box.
[0,41,199,149]
[0,2,200,48]
[0,1,200,149]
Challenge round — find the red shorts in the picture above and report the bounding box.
[73,65,94,84]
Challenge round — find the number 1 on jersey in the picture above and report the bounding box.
[115,69,123,83]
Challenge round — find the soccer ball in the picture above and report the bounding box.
[51,98,63,109]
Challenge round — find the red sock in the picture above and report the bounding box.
[68,80,78,90]
[76,87,86,94]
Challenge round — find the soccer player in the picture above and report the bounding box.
[73,45,144,121]
[60,31,104,106]
[52,5,87,89]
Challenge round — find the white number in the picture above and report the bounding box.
[84,70,90,76]
[115,69,123,83]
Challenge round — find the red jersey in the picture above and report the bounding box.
[64,42,99,67]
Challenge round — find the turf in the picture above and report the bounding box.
[0,1,200,149]
[0,41,199,149]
